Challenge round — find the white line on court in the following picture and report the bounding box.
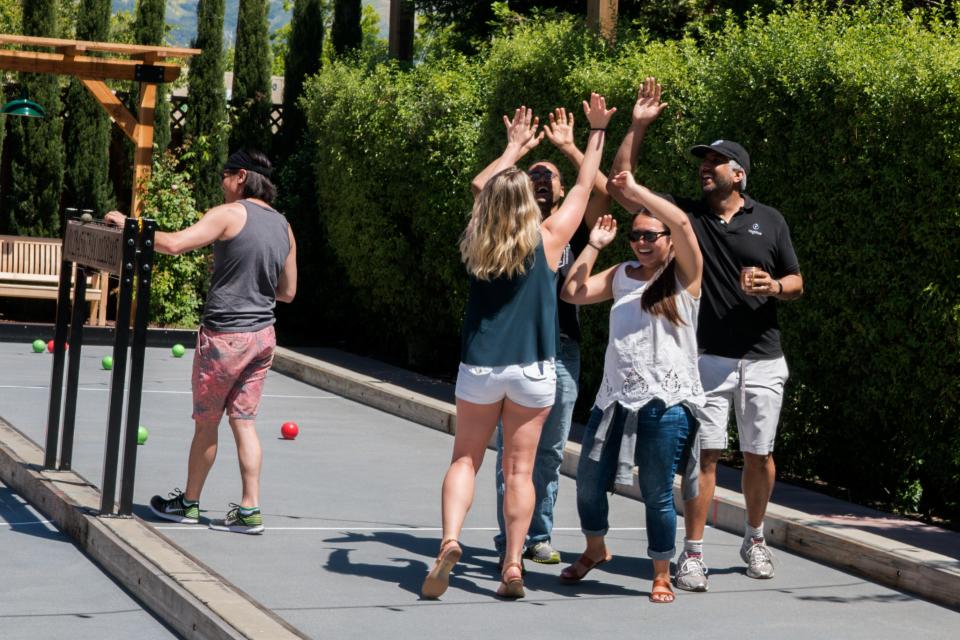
[0,520,54,527]
[0,385,337,400]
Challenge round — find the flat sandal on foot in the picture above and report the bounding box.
[649,577,675,603]
[496,562,525,599]
[559,553,611,583]
[421,539,462,599]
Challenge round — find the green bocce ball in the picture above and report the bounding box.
[171,344,186,358]
[137,426,149,445]
[32,339,46,353]
[102,356,113,370]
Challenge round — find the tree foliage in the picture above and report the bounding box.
[230,0,273,153]
[61,0,113,215]
[133,0,171,155]
[186,0,229,210]
[331,0,361,55]
[5,0,65,236]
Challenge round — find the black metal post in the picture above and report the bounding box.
[43,259,74,469]
[119,220,155,515]
[100,219,139,515]
[59,268,88,471]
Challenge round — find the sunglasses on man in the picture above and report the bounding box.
[627,229,670,243]
[527,168,554,180]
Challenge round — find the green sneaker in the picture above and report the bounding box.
[523,541,561,564]
[208,504,264,534]
[149,489,199,524]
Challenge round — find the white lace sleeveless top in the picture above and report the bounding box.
[593,261,705,411]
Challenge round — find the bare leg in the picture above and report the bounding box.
[682,449,722,541]
[440,398,503,543]
[742,452,776,528]
[500,398,550,570]
[184,419,220,502]
[228,417,262,507]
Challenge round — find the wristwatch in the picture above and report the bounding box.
[775,280,784,295]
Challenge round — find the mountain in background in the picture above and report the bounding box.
[112,1,390,47]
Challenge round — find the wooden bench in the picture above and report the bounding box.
[0,234,108,326]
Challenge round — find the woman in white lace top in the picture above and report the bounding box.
[558,171,704,603]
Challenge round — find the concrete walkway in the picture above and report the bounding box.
[0,338,957,639]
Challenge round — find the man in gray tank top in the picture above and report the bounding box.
[105,149,297,535]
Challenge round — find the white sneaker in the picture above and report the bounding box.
[674,550,709,592]
[740,537,775,579]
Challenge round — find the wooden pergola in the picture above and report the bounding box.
[0,34,200,217]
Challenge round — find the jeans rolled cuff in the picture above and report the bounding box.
[581,527,608,537]
[648,546,676,561]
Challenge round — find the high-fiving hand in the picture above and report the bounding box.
[583,92,617,130]
[543,108,575,150]
[589,214,618,250]
[503,106,544,154]
[632,77,668,126]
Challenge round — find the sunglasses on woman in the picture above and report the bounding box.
[627,229,670,243]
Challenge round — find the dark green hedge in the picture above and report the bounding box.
[300,6,960,523]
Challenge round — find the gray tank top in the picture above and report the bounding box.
[201,200,290,332]
[460,240,559,366]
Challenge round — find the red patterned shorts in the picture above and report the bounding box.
[191,325,276,423]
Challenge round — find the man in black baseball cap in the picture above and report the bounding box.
[606,79,804,594]
[690,139,750,177]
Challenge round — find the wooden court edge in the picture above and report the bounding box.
[272,346,960,611]
[0,416,308,640]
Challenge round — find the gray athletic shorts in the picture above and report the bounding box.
[693,354,789,455]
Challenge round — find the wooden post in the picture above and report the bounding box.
[587,0,618,43]
[389,0,415,62]
[131,82,157,218]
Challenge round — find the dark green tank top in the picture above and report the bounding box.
[460,241,559,366]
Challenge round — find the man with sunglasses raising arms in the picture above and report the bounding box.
[607,78,804,592]
[470,107,611,570]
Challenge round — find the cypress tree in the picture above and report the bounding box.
[230,0,272,153]
[5,0,64,236]
[62,0,113,215]
[186,0,228,210]
[332,0,362,55]
[279,0,324,160]
[133,0,171,154]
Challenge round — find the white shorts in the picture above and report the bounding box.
[693,354,789,455]
[454,360,557,409]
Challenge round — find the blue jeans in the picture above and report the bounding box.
[493,337,580,553]
[576,400,691,560]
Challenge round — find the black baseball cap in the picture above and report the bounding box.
[690,139,750,176]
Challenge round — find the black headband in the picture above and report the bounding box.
[224,150,272,178]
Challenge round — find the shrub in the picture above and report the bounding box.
[140,151,208,327]
[300,6,960,523]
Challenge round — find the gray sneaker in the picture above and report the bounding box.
[740,537,775,579]
[674,550,709,592]
[523,541,561,564]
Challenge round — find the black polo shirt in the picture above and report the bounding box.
[666,193,801,359]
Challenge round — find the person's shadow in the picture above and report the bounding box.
[323,531,645,599]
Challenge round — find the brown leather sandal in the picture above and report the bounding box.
[559,552,612,583]
[421,539,462,599]
[649,577,675,603]
[497,561,525,599]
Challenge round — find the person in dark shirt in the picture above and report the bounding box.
[470,107,609,570]
[606,78,804,592]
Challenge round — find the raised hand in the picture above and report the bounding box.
[609,170,642,199]
[502,106,543,155]
[582,93,617,130]
[589,214,618,249]
[632,77,668,126]
[544,108,575,151]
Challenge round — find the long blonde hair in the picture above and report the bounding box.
[460,167,542,280]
